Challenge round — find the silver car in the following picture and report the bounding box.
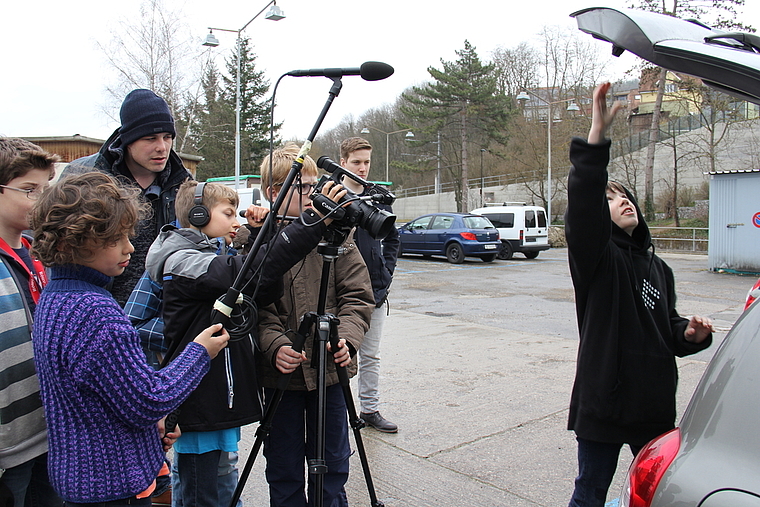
[572,7,760,507]
[617,298,760,506]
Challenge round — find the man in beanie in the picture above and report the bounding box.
[64,89,192,307]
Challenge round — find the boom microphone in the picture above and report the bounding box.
[286,61,394,81]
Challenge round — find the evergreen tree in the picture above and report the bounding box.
[221,37,280,176]
[401,40,513,211]
[193,63,235,180]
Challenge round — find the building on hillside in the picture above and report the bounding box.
[22,135,203,179]
[708,168,760,273]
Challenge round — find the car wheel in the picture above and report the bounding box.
[497,241,513,260]
[481,253,497,263]
[445,243,464,264]
[524,251,539,259]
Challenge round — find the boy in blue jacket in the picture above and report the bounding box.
[30,172,229,506]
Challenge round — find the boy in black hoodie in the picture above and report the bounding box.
[565,82,714,507]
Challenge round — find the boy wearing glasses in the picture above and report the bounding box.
[0,137,61,506]
[256,143,373,507]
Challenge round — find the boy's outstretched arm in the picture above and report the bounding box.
[588,82,624,144]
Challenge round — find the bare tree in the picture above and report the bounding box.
[628,0,754,219]
[495,26,608,218]
[97,0,207,152]
[491,42,540,99]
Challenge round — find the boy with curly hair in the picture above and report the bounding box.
[30,172,230,506]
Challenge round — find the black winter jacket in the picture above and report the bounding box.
[62,129,192,306]
[565,138,711,446]
[353,199,400,307]
[145,213,327,431]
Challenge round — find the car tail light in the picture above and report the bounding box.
[621,428,681,507]
[460,232,477,241]
[519,230,524,242]
[745,278,760,311]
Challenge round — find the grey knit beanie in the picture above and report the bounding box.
[118,89,176,147]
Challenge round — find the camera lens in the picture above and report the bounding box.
[360,204,396,238]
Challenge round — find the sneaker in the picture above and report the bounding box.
[361,411,398,433]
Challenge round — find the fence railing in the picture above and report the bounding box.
[550,225,708,252]
[649,226,709,252]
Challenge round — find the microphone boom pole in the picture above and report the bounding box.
[211,76,345,328]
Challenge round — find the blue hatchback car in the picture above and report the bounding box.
[397,212,501,264]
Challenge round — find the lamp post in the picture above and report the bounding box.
[360,126,415,183]
[202,1,286,190]
[516,90,580,224]
[479,148,487,208]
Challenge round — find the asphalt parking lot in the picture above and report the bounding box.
[237,247,753,506]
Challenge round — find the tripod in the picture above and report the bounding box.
[229,227,384,507]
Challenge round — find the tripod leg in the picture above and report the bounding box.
[308,315,331,507]
[228,313,317,507]
[328,320,385,507]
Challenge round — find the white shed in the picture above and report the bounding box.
[708,169,760,273]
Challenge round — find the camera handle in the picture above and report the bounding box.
[229,238,384,507]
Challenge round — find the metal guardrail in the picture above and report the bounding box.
[549,225,708,252]
[649,227,709,252]
[395,173,536,199]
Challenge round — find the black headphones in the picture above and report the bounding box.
[188,182,211,227]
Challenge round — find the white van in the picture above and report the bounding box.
[236,187,265,216]
[470,203,550,260]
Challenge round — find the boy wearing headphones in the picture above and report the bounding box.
[145,179,345,507]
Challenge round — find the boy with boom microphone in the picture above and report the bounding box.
[144,175,347,507]
[30,172,230,506]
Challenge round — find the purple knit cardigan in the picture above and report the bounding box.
[32,264,210,503]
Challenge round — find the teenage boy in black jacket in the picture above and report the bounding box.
[565,82,714,507]
[339,137,400,432]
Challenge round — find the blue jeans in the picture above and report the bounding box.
[568,437,642,507]
[263,385,350,507]
[0,453,61,507]
[175,450,220,507]
[171,451,241,507]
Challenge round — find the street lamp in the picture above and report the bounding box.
[516,90,580,224]
[480,148,487,208]
[202,1,286,189]
[360,126,415,183]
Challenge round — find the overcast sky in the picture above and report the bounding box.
[2,0,758,143]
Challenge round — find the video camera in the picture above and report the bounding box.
[310,156,397,239]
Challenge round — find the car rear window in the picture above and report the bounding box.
[482,213,514,228]
[464,216,494,229]
[537,210,547,228]
[525,211,536,228]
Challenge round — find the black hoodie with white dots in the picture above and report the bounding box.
[564,137,711,446]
